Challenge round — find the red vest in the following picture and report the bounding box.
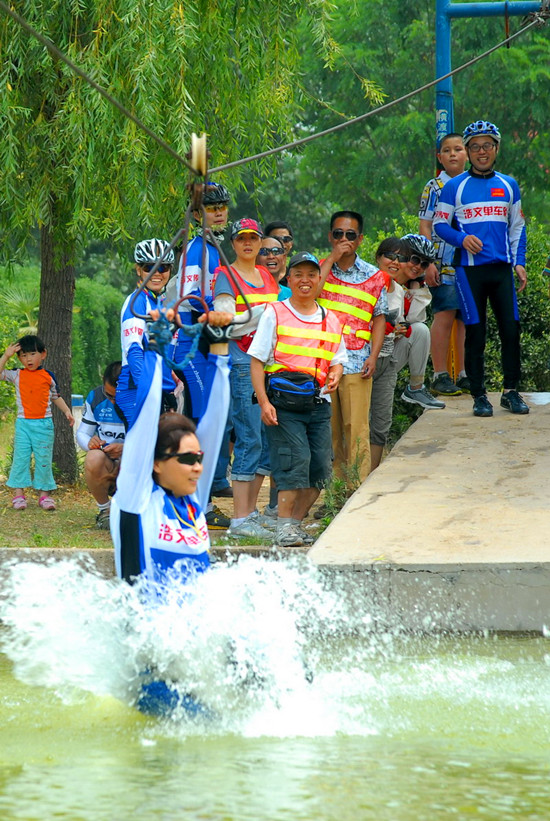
[217,265,278,352]
[264,302,343,388]
[318,268,386,350]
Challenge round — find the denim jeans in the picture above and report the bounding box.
[229,359,270,482]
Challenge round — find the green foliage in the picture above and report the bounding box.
[235,0,550,249]
[0,316,20,413]
[72,277,123,395]
[485,217,550,392]
[0,0,339,254]
[0,284,39,333]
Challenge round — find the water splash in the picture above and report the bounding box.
[2,555,550,744]
[0,554,375,735]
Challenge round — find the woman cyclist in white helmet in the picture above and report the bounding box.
[116,239,177,429]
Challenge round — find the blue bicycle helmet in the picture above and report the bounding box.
[203,182,230,205]
[400,234,437,261]
[462,121,501,146]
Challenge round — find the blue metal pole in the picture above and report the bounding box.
[447,1,538,18]
[435,0,453,142]
[435,0,540,143]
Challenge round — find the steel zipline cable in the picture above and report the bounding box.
[209,12,546,174]
[0,0,547,177]
[0,0,547,342]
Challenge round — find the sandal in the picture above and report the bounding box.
[12,495,27,510]
[38,495,56,511]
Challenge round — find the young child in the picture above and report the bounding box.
[418,132,468,396]
[0,335,74,510]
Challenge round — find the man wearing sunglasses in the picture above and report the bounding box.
[264,221,294,257]
[167,181,233,516]
[433,121,529,418]
[318,210,388,482]
[256,236,290,298]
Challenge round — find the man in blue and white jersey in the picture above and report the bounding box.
[433,120,529,418]
[76,362,126,529]
[167,182,233,522]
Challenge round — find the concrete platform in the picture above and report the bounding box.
[308,392,550,631]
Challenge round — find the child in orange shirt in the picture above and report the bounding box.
[0,335,74,510]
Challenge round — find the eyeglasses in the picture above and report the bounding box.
[204,204,228,213]
[332,229,359,241]
[380,252,401,262]
[270,234,292,244]
[398,254,430,269]
[142,264,172,274]
[468,142,496,153]
[162,450,204,465]
[258,247,285,257]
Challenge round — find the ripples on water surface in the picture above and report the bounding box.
[1,555,550,820]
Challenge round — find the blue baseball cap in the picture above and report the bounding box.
[288,252,321,272]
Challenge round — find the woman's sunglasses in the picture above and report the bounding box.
[161,451,204,465]
[399,254,431,269]
[141,264,172,273]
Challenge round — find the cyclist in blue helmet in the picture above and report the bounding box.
[433,122,529,418]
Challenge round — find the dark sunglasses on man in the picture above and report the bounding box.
[258,247,285,257]
[332,229,359,241]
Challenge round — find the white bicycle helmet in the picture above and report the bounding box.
[134,238,175,265]
[462,121,501,146]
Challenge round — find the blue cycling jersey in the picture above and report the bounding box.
[76,386,126,451]
[433,169,526,268]
[111,349,230,587]
[118,288,175,393]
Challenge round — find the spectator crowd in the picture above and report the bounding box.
[1,121,533,547]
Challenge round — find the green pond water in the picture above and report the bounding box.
[1,557,549,820]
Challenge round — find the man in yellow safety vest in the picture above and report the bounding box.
[249,252,347,547]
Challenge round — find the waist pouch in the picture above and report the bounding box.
[266,371,321,413]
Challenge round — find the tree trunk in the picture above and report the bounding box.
[38,211,77,484]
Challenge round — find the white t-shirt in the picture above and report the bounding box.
[248,299,348,400]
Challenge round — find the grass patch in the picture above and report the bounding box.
[0,484,113,549]
[0,415,110,549]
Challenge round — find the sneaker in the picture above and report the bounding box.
[500,390,529,415]
[206,506,231,530]
[250,510,277,532]
[456,375,471,393]
[473,394,493,417]
[227,515,273,540]
[263,504,278,519]
[401,385,446,410]
[211,486,233,498]
[275,522,305,547]
[95,507,111,530]
[431,372,461,396]
[12,495,27,510]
